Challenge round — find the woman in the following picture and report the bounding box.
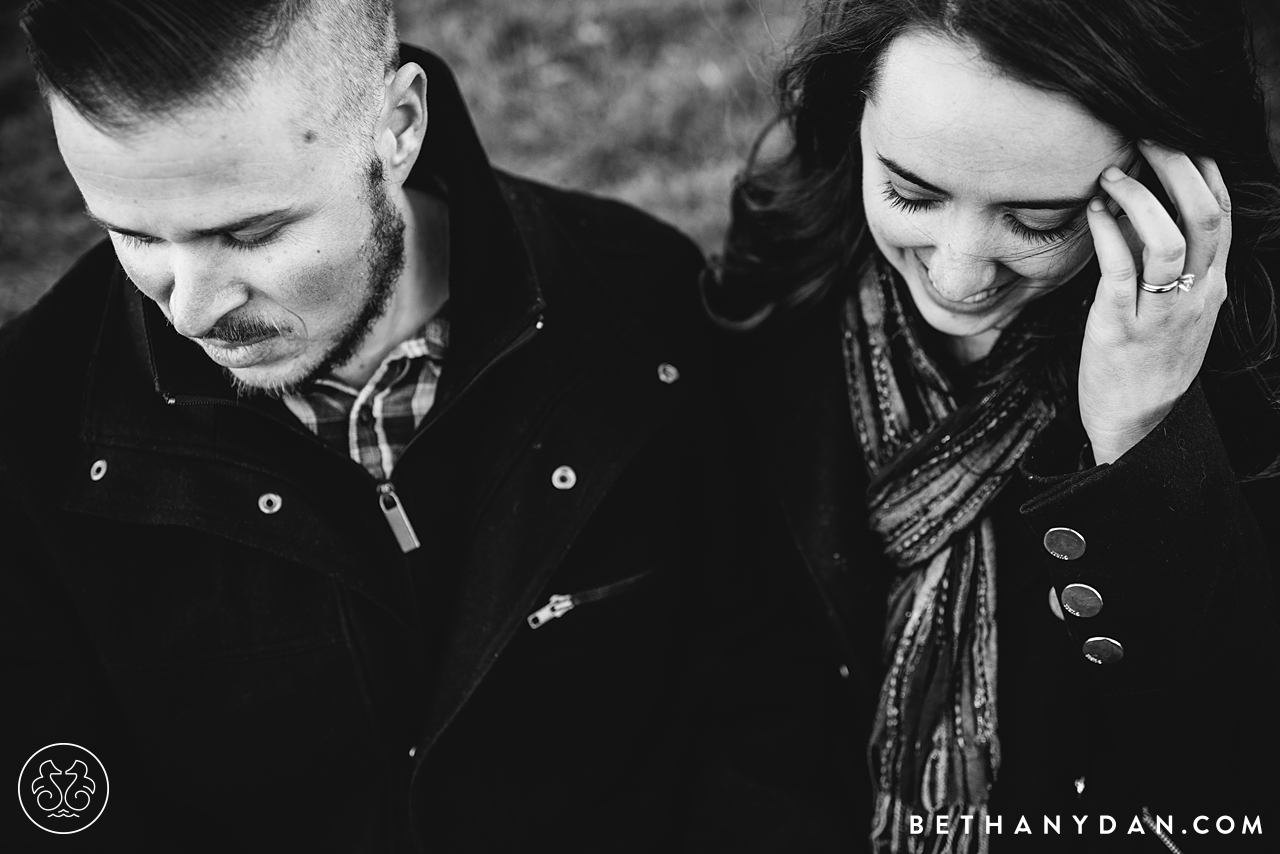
[708,0,1280,851]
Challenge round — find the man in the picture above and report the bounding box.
[2,1,854,851]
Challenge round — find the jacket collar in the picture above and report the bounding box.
[734,286,886,702]
[106,46,546,417]
[75,47,649,641]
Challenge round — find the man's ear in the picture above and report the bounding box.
[377,62,427,184]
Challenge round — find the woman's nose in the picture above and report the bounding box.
[919,217,1000,300]
[923,244,999,301]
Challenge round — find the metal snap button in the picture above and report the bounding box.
[1082,636,1124,665]
[1048,587,1065,621]
[408,746,417,758]
[1043,527,1086,560]
[838,664,850,679]
[551,466,577,490]
[1061,583,1103,618]
[657,363,680,384]
[258,492,283,514]
[89,459,108,481]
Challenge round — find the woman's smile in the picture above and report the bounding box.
[860,30,1128,362]
[911,252,1019,314]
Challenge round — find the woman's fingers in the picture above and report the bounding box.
[1086,196,1138,317]
[1191,155,1233,306]
[1192,155,1232,228]
[1116,213,1144,267]
[1077,146,1233,464]
[1138,140,1225,280]
[1098,162,1186,294]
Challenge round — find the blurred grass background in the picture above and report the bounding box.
[0,0,800,324]
[2,0,1279,326]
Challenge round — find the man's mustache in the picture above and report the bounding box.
[199,316,291,344]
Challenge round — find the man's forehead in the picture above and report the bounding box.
[48,88,361,241]
[58,66,322,143]
[50,81,343,194]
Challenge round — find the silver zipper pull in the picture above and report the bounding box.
[527,594,575,629]
[378,482,421,553]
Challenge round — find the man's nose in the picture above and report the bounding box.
[922,219,999,300]
[166,248,246,338]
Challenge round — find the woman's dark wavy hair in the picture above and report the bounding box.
[712,0,1280,476]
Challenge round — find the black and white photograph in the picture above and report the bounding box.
[3,1,1280,851]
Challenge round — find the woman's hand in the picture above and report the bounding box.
[1079,140,1231,465]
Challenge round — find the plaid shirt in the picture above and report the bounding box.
[283,313,449,480]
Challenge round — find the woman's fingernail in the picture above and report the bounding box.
[1089,197,1106,213]
[1102,166,1126,183]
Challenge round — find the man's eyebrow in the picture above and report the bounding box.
[83,207,297,239]
[878,154,1093,211]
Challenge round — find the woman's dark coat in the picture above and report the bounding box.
[731,278,1280,852]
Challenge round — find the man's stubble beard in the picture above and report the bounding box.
[227,157,407,398]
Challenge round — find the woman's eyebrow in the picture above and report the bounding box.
[879,155,947,195]
[878,154,1093,210]
[1004,195,1093,211]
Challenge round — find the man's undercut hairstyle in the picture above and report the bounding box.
[20,0,399,140]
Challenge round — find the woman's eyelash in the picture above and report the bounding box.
[881,183,937,214]
[1003,215,1079,245]
[881,182,1079,244]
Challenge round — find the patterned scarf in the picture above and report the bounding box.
[843,254,1062,853]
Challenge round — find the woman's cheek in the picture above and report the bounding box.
[863,201,922,250]
[1009,236,1096,285]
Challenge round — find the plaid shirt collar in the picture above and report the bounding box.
[282,311,450,480]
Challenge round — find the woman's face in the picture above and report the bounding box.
[860,30,1132,363]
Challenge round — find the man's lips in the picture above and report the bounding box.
[195,333,287,370]
[200,331,276,349]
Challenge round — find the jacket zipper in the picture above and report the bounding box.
[160,313,545,552]
[526,568,655,629]
[376,313,543,549]
[377,482,421,553]
[393,314,544,464]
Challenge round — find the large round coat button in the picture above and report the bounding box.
[657,363,680,384]
[1082,636,1124,665]
[551,466,577,490]
[1061,583,1103,618]
[1043,527,1086,560]
[1048,587,1065,621]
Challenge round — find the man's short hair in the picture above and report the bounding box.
[21,0,399,142]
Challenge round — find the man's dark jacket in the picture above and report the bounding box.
[1,48,854,852]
